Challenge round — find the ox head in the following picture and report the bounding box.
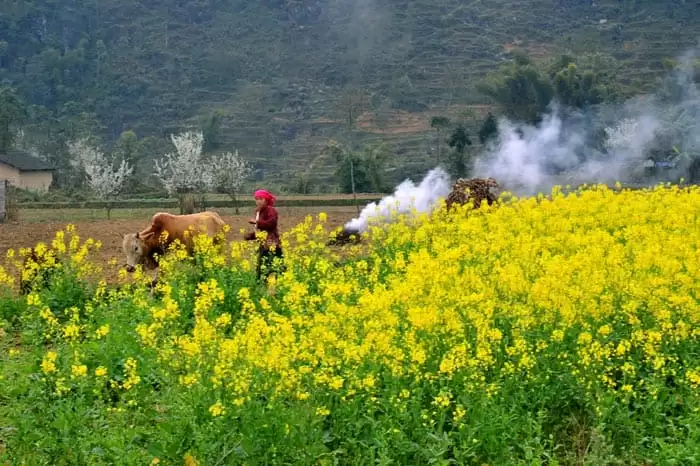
[121,232,150,272]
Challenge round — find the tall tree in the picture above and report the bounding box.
[476,52,553,124]
[153,131,213,214]
[209,150,252,214]
[114,130,139,166]
[478,112,499,146]
[430,116,451,164]
[113,130,139,189]
[337,87,369,153]
[201,110,224,153]
[324,140,369,212]
[0,86,24,152]
[447,124,473,178]
[67,139,133,219]
[361,142,390,193]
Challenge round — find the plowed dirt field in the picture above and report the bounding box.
[0,206,359,284]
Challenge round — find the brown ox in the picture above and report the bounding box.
[121,211,227,272]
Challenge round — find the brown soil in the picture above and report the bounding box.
[0,206,358,285]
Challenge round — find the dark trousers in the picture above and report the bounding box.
[256,246,284,281]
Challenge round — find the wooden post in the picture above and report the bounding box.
[0,180,6,223]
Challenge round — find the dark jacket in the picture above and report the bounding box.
[244,205,281,251]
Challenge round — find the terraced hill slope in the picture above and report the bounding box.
[0,0,698,188]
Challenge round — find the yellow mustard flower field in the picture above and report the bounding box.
[0,183,699,465]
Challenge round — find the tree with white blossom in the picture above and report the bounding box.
[209,150,252,214]
[67,138,133,219]
[603,117,641,153]
[153,130,212,213]
[603,116,661,181]
[67,137,103,186]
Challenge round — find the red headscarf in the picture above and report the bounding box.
[254,189,276,206]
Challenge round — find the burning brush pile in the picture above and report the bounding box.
[444,177,499,211]
[327,169,500,246]
[327,227,363,246]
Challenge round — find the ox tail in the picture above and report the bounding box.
[203,210,229,245]
[208,210,226,227]
[202,211,226,232]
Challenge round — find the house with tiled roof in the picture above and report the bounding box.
[0,150,54,193]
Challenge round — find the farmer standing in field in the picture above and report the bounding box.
[244,189,284,283]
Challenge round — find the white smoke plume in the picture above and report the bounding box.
[472,107,663,196]
[342,47,699,232]
[474,48,700,196]
[344,166,452,234]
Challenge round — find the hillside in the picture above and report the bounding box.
[0,0,698,189]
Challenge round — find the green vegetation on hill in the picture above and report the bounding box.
[0,0,698,189]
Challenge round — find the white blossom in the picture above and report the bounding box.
[67,139,133,202]
[209,150,252,197]
[67,138,102,173]
[84,159,133,201]
[153,131,208,195]
[604,118,641,152]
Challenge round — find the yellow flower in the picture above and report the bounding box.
[122,357,141,390]
[34,183,695,426]
[95,324,110,339]
[184,454,200,466]
[453,404,466,423]
[215,313,232,328]
[63,323,81,341]
[71,364,88,378]
[54,377,70,396]
[686,369,700,388]
[41,351,58,374]
[95,366,108,377]
[179,374,199,387]
[209,401,225,417]
[432,392,452,409]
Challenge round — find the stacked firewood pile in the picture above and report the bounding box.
[444,177,499,210]
[327,227,362,246]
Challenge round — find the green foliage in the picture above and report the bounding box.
[201,110,225,154]
[2,196,700,464]
[478,49,635,124]
[114,131,138,164]
[430,116,451,163]
[446,124,472,178]
[447,124,472,154]
[478,112,499,146]
[430,116,450,130]
[361,142,391,193]
[0,0,698,188]
[325,140,389,194]
[0,86,24,152]
[333,150,372,194]
[476,53,554,124]
[547,54,625,108]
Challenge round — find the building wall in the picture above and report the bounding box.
[1,164,53,193]
[0,163,21,186]
[20,171,53,193]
